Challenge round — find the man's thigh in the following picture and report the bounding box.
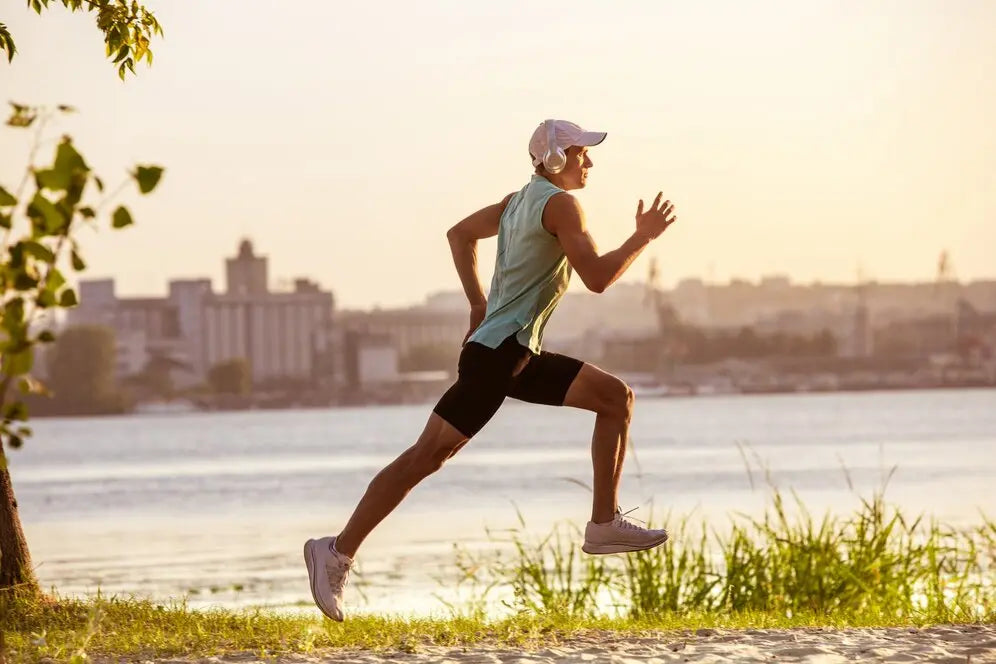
[560,362,630,414]
[432,338,529,438]
[506,350,585,407]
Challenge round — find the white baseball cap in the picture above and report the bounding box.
[529,120,607,166]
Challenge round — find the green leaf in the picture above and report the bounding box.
[45,267,66,290]
[38,330,56,343]
[0,185,16,207]
[112,205,133,228]
[37,139,89,191]
[0,213,10,229]
[59,288,79,307]
[94,176,104,192]
[27,193,66,233]
[79,206,96,218]
[4,401,28,421]
[13,272,38,290]
[57,104,77,113]
[2,350,33,377]
[23,240,56,263]
[8,242,25,268]
[54,137,88,176]
[133,165,164,194]
[36,290,56,308]
[35,168,60,190]
[0,22,17,64]
[8,435,23,450]
[71,249,87,271]
[3,297,25,327]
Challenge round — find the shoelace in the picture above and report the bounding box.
[614,506,648,530]
[325,557,351,595]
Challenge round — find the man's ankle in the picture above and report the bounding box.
[332,536,356,561]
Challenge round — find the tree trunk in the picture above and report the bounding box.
[0,446,38,593]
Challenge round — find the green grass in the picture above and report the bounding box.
[2,482,994,661]
[473,489,995,623]
[5,594,992,663]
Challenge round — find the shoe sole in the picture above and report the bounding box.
[581,533,669,555]
[303,539,342,621]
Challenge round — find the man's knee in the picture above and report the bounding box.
[565,365,635,421]
[406,445,452,478]
[592,375,634,422]
[606,379,635,423]
[404,419,469,479]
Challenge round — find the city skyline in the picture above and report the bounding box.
[1,1,994,309]
[69,234,996,311]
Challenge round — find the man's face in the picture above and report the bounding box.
[559,145,594,190]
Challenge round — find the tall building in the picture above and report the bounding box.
[226,239,268,296]
[69,240,335,387]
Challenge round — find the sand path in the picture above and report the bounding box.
[146,624,996,663]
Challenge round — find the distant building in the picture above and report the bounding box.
[873,315,956,358]
[72,279,191,381]
[337,306,465,358]
[203,242,332,384]
[114,328,150,378]
[345,331,400,386]
[226,239,267,296]
[69,239,334,387]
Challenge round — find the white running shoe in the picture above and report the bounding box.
[582,509,669,555]
[303,536,352,621]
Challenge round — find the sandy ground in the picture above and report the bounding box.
[147,624,996,663]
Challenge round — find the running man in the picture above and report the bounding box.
[305,119,679,621]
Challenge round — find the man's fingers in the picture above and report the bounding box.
[651,192,663,212]
[636,199,644,216]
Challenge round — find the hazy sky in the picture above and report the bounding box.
[1,0,994,308]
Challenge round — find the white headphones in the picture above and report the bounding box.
[542,119,567,174]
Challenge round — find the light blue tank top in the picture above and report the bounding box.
[468,175,572,354]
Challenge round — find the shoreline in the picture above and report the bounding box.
[25,383,996,418]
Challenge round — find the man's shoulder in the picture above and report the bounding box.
[541,191,584,235]
[544,191,583,217]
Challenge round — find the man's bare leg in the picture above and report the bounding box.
[562,363,668,554]
[562,364,634,524]
[335,413,469,558]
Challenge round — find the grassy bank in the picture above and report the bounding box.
[3,484,994,661]
[8,596,994,662]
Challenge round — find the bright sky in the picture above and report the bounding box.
[1,0,994,308]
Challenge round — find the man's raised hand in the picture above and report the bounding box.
[635,192,677,240]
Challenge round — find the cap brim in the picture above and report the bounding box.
[573,131,607,147]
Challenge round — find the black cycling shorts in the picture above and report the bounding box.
[432,333,585,438]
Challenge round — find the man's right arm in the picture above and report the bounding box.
[447,193,515,342]
[544,192,676,294]
[446,192,514,307]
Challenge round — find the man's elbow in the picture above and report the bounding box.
[581,273,608,294]
[446,226,461,243]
